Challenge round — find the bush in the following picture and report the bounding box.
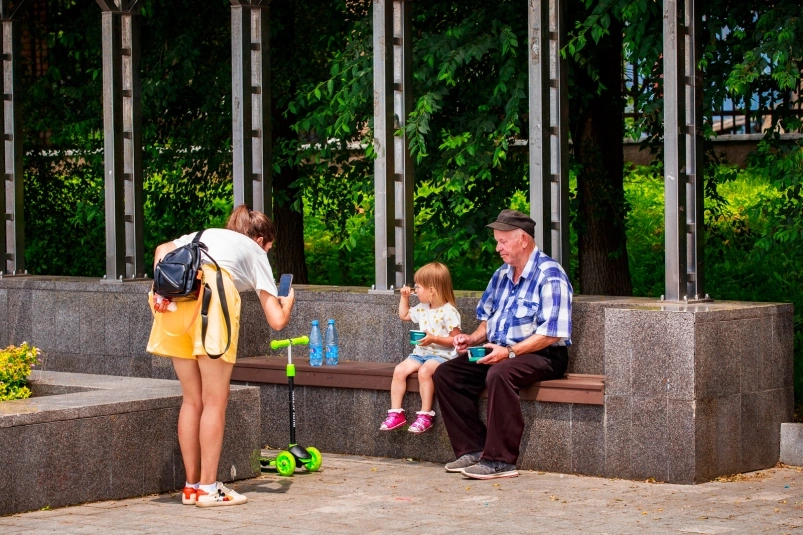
[0,343,41,402]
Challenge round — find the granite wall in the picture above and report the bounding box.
[0,370,261,515]
[0,277,793,483]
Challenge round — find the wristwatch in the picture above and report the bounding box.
[506,346,516,359]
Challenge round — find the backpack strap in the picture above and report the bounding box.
[199,251,232,360]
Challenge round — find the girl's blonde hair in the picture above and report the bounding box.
[414,262,456,306]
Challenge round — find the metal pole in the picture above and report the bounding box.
[529,0,551,254]
[0,0,31,277]
[528,0,569,266]
[122,11,144,279]
[685,0,705,300]
[372,0,395,292]
[393,0,413,288]
[663,0,685,301]
[551,0,570,266]
[663,0,706,302]
[231,0,271,217]
[101,7,125,281]
[98,0,145,282]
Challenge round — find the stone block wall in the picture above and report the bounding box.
[0,277,793,483]
[0,371,261,515]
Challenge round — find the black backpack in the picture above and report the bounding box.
[152,230,232,359]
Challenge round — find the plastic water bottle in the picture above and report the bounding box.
[325,319,339,365]
[309,320,323,366]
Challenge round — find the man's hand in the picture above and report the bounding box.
[478,344,509,365]
[453,333,472,353]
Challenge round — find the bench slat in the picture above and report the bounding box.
[232,356,604,405]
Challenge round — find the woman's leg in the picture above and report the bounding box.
[196,354,235,484]
[172,357,203,484]
[390,358,421,408]
[416,359,441,413]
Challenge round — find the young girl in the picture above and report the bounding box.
[380,262,461,434]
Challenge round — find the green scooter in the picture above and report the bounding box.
[259,335,323,476]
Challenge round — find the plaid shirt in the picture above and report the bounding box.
[477,247,573,347]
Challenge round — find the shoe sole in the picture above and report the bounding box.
[407,425,432,434]
[379,422,407,431]
[461,470,519,480]
[195,497,248,508]
[445,464,474,473]
[181,496,196,505]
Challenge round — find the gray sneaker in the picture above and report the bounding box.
[444,452,482,473]
[461,459,519,480]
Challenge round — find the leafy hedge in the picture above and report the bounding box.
[0,344,41,402]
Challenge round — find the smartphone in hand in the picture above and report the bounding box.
[278,274,293,297]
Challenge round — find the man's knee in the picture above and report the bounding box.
[485,365,513,389]
[433,361,450,387]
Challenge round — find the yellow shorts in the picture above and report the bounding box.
[146,265,242,364]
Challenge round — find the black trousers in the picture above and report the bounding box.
[433,346,568,465]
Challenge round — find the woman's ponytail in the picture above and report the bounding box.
[226,204,276,243]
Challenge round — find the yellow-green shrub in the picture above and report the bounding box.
[0,343,41,401]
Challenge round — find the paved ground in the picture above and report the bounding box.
[3,452,803,534]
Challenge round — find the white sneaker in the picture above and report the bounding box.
[195,482,248,507]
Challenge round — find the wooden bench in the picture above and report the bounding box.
[232,356,605,405]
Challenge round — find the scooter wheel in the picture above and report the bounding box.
[275,450,296,476]
[304,446,322,472]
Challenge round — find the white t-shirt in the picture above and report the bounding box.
[173,229,278,296]
[409,302,461,359]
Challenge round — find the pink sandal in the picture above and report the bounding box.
[380,410,407,431]
[408,411,434,434]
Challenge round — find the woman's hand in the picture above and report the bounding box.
[153,293,173,313]
[260,288,294,330]
[278,287,295,311]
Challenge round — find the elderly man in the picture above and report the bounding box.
[433,209,572,480]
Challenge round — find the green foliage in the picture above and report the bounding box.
[22,0,236,276]
[289,1,537,280]
[623,165,803,404]
[0,344,41,402]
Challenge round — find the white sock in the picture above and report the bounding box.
[416,410,435,416]
[388,408,404,413]
[186,482,199,489]
[199,482,218,495]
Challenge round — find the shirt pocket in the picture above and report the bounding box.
[514,299,539,319]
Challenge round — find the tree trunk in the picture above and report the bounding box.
[570,18,632,296]
[271,0,309,283]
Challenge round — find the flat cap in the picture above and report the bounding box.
[485,209,536,237]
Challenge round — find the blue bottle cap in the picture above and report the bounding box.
[312,320,319,326]
[328,319,335,324]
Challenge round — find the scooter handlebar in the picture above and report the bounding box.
[271,336,310,350]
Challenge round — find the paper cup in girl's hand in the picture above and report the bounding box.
[409,330,426,344]
[468,346,488,362]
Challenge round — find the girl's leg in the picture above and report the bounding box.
[416,359,441,413]
[196,354,235,484]
[172,357,203,484]
[390,358,421,408]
